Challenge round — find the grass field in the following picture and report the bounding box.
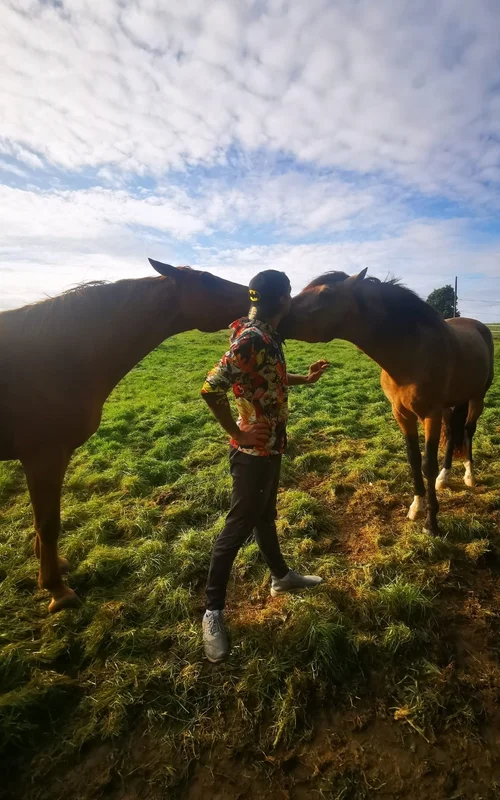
[1,330,499,799]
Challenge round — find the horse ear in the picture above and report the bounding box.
[344,267,368,286]
[149,258,177,277]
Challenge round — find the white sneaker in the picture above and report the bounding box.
[270,569,323,597]
[202,610,229,663]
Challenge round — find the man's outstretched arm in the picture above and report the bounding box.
[287,360,329,386]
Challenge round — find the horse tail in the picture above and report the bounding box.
[440,404,469,457]
[474,321,494,393]
[484,327,494,394]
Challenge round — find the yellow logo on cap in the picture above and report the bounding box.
[249,289,261,303]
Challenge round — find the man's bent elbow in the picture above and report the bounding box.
[201,390,228,408]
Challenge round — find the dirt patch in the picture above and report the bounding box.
[185,710,500,799]
[14,706,500,800]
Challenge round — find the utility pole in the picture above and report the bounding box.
[453,276,457,318]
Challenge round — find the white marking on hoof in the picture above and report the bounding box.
[407,495,426,521]
[464,461,476,488]
[436,468,451,490]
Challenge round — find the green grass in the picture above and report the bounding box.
[1,331,499,798]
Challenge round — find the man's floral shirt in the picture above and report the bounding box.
[201,317,288,456]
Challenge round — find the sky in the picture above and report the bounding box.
[1,0,500,321]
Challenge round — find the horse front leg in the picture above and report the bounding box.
[393,406,426,520]
[34,535,70,572]
[422,412,442,535]
[23,447,80,613]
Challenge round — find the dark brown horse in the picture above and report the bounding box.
[280,270,494,534]
[0,260,248,612]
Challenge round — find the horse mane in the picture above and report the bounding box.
[2,277,168,340]
[304,271,444,333]
[304,271,350,288]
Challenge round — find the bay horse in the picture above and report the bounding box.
[0,260,248,612]
[280,270,494,535]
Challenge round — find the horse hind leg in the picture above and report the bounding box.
[463,398,484,488]
[23,448,80,613]
[436,408,453,490]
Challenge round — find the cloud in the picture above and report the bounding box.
[1,0,500,321]
[197,219,500,322]
[0,171,401,258]
[1,0,499,203]
[0,184,209,241]
[0,158,28,179]
[1,173,500,320]
[0,172,388,307]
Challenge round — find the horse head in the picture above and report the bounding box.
[280,268,368,342]
[149,259,249,332]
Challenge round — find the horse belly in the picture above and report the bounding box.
[445,318,493,405]
[380,369,444,420]
[0,385,100,460]
[0,391,20,459]
[0,425,17,461]
[445,350,491,406]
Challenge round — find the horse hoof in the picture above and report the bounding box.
[58,556,70,573]
[436,469,450,490]
[423,526,440,536]
[48,588,82,613]
[408,508,426,521]
[464,462,475,488]
[407,496,426,521]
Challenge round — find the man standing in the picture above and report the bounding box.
[201,270,329,663]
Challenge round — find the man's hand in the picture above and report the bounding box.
[235,421,270,449]
[202,393,270,448]
[306,360,330,383]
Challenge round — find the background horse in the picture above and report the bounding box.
[280,269,494,535]
[0,260,248,612]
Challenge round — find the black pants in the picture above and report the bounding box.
[205,448,289,611]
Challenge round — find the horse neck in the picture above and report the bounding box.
[82,277,186,398]
[338,314,418,383]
